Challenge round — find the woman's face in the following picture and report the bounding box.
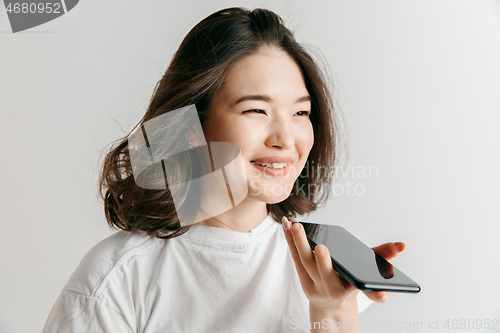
[202,46,314,204]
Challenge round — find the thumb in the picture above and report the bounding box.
[371,242,405,261]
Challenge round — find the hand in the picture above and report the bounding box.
[282,216,405,314]
[363,240,406,303]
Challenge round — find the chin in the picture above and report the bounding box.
[248,180,294,204]
[265,195,289,204]
[251,193,289,204]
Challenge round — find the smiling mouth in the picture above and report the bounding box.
[251,161,288,169]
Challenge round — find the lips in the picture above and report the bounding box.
[249,156,293,178]
[251,156,293,164]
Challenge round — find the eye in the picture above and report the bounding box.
[295,111,310,116]
[243,109,266,114]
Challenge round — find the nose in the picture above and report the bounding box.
[264,111,294,150]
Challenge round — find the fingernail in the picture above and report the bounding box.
[378,295,389,303]
[292,221,300,232]
[282,216,291,232]
[291,217,298,223]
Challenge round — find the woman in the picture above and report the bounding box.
[43,7,404,332]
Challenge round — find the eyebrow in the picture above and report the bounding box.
[234,94,311,105]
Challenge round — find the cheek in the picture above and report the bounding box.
[204,118,235,142]
[221,121,260,153]
[299,124,314,154]
[296,127,314,172]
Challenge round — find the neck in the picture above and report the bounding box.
[195,197,268,232]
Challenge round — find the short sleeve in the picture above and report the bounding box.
[42,290,135,333]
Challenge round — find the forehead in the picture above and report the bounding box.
[216,48,309,104]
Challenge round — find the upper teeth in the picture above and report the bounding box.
[253,162,288,169]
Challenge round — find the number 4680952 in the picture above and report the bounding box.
[5,2,62,14]
[444,319,498,330]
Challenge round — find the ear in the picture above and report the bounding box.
[184,123,202,147]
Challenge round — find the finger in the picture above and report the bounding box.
[282,217,313,286]
[362,289,389,303]
[371,242,405,261]
[291,221,322,282]
[314,244,349,298]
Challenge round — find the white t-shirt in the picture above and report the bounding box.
[43,214,372,333]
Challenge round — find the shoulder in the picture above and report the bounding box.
[62,230,163,297]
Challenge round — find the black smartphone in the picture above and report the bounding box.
[300,222,421,293]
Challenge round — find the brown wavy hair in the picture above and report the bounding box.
[98,7,343,239]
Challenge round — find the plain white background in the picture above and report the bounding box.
[1,1,499,332]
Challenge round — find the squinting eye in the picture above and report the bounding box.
[295,111,310,116]
[243,109,266,114]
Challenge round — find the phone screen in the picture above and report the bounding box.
[301,222,420,293]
